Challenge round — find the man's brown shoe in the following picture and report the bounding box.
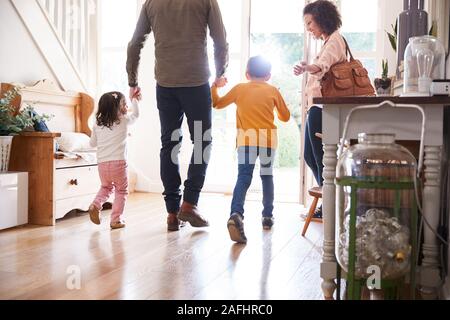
[178,201,209,227]
[167,213,180,231]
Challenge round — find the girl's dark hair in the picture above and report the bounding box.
[96,91,124,128]
[303,0,342,35]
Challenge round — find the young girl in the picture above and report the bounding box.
[88,91,140,229]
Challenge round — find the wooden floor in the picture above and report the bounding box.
[0,192,324,300]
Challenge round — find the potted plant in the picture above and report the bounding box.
[374,59,392,96]
[0,86,51,171]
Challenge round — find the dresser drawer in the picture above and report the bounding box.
[55,166,100,200]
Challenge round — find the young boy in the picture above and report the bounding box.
[211,55,290,244]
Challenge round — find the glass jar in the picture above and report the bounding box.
[336,133,417,280]
[403,35,446,95]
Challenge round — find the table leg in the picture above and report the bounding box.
[321,144,338,299]
[420,145,442,300]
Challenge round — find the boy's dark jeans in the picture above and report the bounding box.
[156,83,212,214]
[230,146,276,218]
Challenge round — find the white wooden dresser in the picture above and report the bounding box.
[0,171,28,230]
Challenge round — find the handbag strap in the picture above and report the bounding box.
[342,36,355,61]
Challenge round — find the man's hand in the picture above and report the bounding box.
[133,92,142,101]
[213,76,228,88]
[129,86,141,101]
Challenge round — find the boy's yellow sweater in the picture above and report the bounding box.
[211,81,290,148]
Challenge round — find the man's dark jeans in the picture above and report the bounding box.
[156,83,212,214]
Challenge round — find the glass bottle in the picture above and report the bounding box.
[396,0,428,78]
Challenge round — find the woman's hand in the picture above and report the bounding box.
[293,62,308,76]
[293,62,321,76]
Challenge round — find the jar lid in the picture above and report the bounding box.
[358,133,395,144]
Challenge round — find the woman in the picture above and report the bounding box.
[293,0,347,218]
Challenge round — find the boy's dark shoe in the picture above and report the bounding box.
[227,213,247,244]
[262,216,274,230]
[178,201,209,227]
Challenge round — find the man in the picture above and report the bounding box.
[126,0,228,231]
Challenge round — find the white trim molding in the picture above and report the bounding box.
[426,0,450,53]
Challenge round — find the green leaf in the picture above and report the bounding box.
[381,59,388,78]
[386,32,397,52]
[385,20,397,53]
[429,21,436,36]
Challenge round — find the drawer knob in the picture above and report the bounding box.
[69,179,78,186]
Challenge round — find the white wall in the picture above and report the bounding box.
[376,0,404,78]
[127,34,163,193]
[0,0,58,86]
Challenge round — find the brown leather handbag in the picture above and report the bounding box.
[320,38,375,97]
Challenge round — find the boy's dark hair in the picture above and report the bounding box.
[96,91,124,128]
[303,0,342,35]
[247,55,272,78]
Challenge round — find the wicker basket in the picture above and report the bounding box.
[0,136,13,172]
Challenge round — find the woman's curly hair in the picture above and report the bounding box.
[303,0,342,35]
[96,91,124,128]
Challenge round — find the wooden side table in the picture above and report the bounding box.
[316,96,450,300]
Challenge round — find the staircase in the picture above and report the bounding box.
[10,0,98,93]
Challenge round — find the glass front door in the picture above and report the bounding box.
[204,0,305,203]
[248,0,305,202]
